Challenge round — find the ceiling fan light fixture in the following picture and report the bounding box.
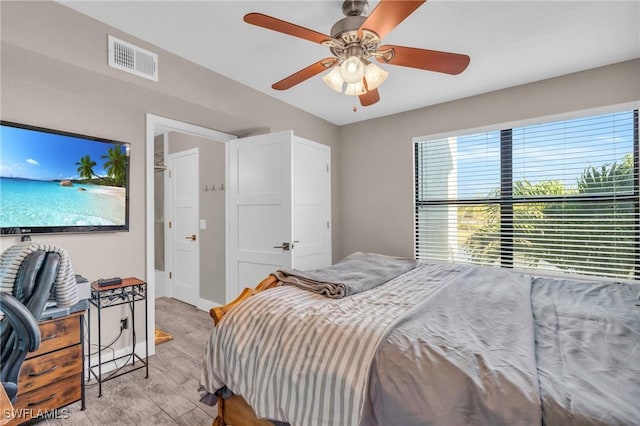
[245,0,470,109]
[364,62,388,90]
[339,56,365,84]
[322,67,344,92]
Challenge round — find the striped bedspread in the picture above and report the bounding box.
[199,262,464,426]
[0,242,79,307]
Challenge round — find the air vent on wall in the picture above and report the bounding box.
[108,35,158,81]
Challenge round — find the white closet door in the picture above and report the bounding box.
[228,131,293,301]
[227,131,331,301]
[291,136,331,271]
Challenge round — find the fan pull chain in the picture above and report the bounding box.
[353,104,358,112]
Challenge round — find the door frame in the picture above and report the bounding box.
[166,147,200,306]
[145,114,236,356]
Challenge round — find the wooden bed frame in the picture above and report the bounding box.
[208,275,281,426]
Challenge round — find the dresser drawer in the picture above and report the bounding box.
[27,314,80,358]
[17,343,82,395]
[11,374,81,423]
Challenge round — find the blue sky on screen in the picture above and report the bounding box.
[0,125,124,181]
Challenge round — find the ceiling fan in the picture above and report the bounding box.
[244,0,470,109]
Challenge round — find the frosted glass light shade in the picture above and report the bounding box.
[322,67,344,93]
[364,63,388,90]
[344,81,366,96]
[339,56,365,84]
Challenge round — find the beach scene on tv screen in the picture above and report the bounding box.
[0,125,128,228]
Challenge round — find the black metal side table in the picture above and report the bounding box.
[88,277,148,396]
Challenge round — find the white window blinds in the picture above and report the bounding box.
[415,110,639,280]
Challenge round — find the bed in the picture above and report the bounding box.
[199,253,640,426]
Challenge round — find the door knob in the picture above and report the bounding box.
[273,242,290,251]
[185,234,196,241]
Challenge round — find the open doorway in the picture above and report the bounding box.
[145,114,235,355]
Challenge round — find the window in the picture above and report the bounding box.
[414,110,639,280]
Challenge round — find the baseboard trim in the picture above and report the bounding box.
[197,297,221,312]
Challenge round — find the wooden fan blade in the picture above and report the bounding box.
[358,0,426,40]
[377,45,470,75]
[272,58,338,90]
[359,88,380,106]
[244,13,331,44]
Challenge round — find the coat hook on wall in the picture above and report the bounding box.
[202,184,224,192]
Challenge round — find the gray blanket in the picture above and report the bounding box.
[272,252,417,298]
[200,262,541,426]
[531,278,640,425]
[200,259,639,425]
[362,264,541,426]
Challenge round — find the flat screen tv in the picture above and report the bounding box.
[0,121,130,235]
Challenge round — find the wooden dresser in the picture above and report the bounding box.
[9,311,85,425]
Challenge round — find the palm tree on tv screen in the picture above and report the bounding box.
[101,146,127,187]
[75,155,97,180]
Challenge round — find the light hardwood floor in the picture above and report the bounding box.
[38,297,217,425]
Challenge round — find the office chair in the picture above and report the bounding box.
[0,250,60,402]
[0,293,40,403]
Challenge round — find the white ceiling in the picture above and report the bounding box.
[59,1,640,126]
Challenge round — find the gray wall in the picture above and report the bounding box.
[168,132,226,305]
[0,0,340,348]
[337,59,640,259]
[0,0,341,271]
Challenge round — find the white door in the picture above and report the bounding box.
[227,131,331,301]
[168,148,200,306]
[291,138,331,270]
[228,132,292,301]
